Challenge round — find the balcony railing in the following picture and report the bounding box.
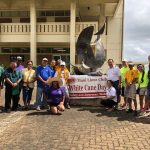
[0,22,98,35]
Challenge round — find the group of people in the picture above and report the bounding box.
[101,56,150,117]
[0,56,70,115]
[1,55,150,117]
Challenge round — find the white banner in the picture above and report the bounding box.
[68,75,107,99]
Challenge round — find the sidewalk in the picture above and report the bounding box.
[0,89,150,150]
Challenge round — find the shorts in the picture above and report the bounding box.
[146,89,150,100]
[139,87,147,96]
[125,84,136,100]
[49,102,60,107]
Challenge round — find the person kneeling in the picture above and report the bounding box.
[101,80,117,112]
[47,77,65,115]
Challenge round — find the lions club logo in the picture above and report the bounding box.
[68,77,76,84]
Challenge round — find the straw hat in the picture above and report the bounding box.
[47,77,63,87]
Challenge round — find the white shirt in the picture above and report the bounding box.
[54,70,70,86]
[107,66,120,81]
[106,87,117,102]
[144,64,149,72]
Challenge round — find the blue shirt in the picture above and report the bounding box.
[36,65,53,88]
[49,66,55,77]
[47,86,65,104]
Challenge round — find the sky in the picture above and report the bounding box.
[123,0,150,62]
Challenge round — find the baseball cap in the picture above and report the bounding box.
[122,58,128,62]
[42,58,48,61]
[128,62,134,66]
[17,56,22,61]
[60,61,66,66]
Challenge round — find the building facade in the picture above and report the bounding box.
[0,0,124,69]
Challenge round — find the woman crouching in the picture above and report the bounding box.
[47,77,65,114]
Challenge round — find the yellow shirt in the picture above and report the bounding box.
[22,68,36,88]
[125,69,139,84]
[55,68,70,86]
[55,65,61,71]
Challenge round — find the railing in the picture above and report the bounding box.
[0,22,98,35]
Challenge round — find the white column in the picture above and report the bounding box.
[30,0,37,66]
[70,0,76,68]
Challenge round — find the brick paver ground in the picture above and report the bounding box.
[0,89,150,150]
[0,107,150,150]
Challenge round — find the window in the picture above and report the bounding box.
[1,47,30,53]
[0,11,29,18]
[38,10,70,17]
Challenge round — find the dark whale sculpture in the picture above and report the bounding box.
[73,24,106,75]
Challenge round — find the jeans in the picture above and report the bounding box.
[23,86,33,106]
[35,87,47,107]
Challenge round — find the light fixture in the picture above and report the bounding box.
[57,49,66,52]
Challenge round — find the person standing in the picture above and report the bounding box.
[22,60,36,110]
[16,56,24,72]
[120,59,129,109]
[16,56,24,106]
[55,59,62,71]
[144,63,150,114]
[137,64,148,112]
[35,58,53,111]
[4,61,22,112]
[107,59,121,105]
[125,63,139,116]
[49,59,56,77]
[54,61,71,109]
[0,65,4,96]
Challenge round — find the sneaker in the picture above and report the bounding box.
[65,103,71,109]
[146,108,150,113]
[134,110,138,116]
[36,106,41,111]
[126,109,134,113]
[138,111,146,117]
[5,109,11,113]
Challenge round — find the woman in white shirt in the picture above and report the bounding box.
[101,80,117,111]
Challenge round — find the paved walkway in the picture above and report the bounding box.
[0,106,150,150]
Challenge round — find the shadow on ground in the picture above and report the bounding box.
[77,106,150,124]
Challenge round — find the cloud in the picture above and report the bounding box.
[123,0,150,62]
